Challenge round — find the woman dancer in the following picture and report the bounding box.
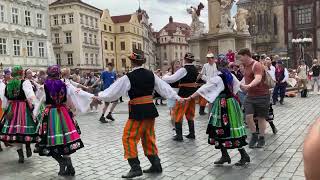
[0,66,39,163]
[185,55,250,166]
[34,65,93,176]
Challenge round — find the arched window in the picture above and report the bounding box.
[264,14,268,33]
[257,12,263,33]
[273,15,278,35]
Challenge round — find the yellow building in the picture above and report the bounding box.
[101,9,145,72]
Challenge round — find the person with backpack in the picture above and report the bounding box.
[238,48,270,149]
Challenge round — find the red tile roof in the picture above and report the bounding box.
[50,0,102,12]
[111,15,132,23]
[160,21,191,37]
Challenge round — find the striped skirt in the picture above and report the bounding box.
[0,101,39,143]
[37,105,84,156]
[207,95,248,149]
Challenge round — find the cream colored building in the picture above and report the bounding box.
[49,0,102,72]
[156,16,191,71]
[0,0,54,69]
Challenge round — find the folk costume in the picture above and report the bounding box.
[98,50,180,179]
[162,53,198,141]
[187,55,250,166]
[272,60,289,105]
[34,65,93,176]
[0,66,39,163]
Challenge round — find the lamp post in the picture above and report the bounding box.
[292,38,313,64]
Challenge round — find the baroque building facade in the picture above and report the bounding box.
[49,0,103,72]
[0,0,54,69]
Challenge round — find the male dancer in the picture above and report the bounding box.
[163,53,198,141]
[198,53,218,115]
[92,63,118,123]
[98,49,181,179]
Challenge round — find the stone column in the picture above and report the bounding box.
[208,0,220,34]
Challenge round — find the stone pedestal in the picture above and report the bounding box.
[189,40,201,63]
[218,37,236,54]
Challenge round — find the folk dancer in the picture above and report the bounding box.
[163,53,198,141]
[185,55,250,166]
[98,49,181,179]
[0,66,39,163]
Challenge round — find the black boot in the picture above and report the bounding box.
[269,121,278,134]
[279,98,284,105]
[26,143,32,158]
[106,113,115,121]
[99,115,108,123]
[122,158,143,178]
[214,148,231,165]
[65,157,75,176]
[17,149,24,163]
[143,155,163,173]
[185,120,195,139]
[33,143,39,153]
[52,154,68,176]
[199,106,207,116]
[173,122,183,142]
[235,148,251,166]
[249,133,259,148]
[256,136,265,148]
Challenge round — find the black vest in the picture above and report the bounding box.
[178,65,198,97]
[5,80,27,101]
[127,68,159,120]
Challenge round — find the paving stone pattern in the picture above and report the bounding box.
[1,95,319,180]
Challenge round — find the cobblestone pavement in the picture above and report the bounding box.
[1,94,320,180]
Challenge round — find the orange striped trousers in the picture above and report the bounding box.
[122,119,158,159]
[198,96,207,107]
[172,99,196,123]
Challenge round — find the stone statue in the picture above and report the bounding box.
[217,0,235,33]
[187,2,205,37]
[235,8,249,33]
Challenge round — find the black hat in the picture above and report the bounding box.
[129,49,146,61]
[184,53,195,61]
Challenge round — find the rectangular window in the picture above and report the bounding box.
[69,14,74,24]
[53,15,58,25]
[95,18,98,28]
[90,54,94,64]
[110,42,114,51]
[56,54,61,65]
[122,59,126,68]
[61,15,66,24]
[80,14,83,24]
[104,40,108,50]
[39,42,44,57]
[120,41,125,50]
[12,8,18,24]
[297,7,312,25]
[54,33,60,44]
[13,39,20,56]
[109,26,112,32]
[65,32,72,44]
[90,17,94,27]
[138,43,142,50]
[85,53,89,64]
[94,35,97,45]
[0,5,5,22]
[104,24,107,30]
[67,53,73,65]
[89,34,92,44]
[0,38,7,55]
[120,26,125,32]
[132,42,137,50]
[25,11,31,26]
[85,16,88,25]
[27,41,33,56]
[95,54,98,64]
[37,13,43,28]
[84,33,87,43]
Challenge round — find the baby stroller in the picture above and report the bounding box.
[255,103,278,134]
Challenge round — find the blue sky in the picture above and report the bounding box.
[84,0,238,31]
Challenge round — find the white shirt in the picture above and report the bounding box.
[162,64,194,84]
[200,63,218,81]
[98,67,180,102]
[267,65,276,81]
[196,74,240,103]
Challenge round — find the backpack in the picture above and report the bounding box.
[252,61,275,88]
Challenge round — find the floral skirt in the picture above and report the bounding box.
[207,95,248,149]
[37,105,83,156]
[0,101,39,143]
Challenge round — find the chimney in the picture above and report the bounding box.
[169,16,173,23]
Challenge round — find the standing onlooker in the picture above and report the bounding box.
[272,60,289,105]
[92,63,118,123]
[297,60,309,93]
[85,72,99,112]
[309,59,320,95]
[72,69,81,83]
[238,48,270,148]
[226,49,235,63]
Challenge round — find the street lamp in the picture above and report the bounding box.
[292,38,313,63]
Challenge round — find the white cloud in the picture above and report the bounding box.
[83,0,237,31]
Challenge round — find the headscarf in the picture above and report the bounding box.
[47,65,61,79]
[3,67,11,75]
[6,65,23,98]
[217,54,233,92]
[45,65,66,103]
